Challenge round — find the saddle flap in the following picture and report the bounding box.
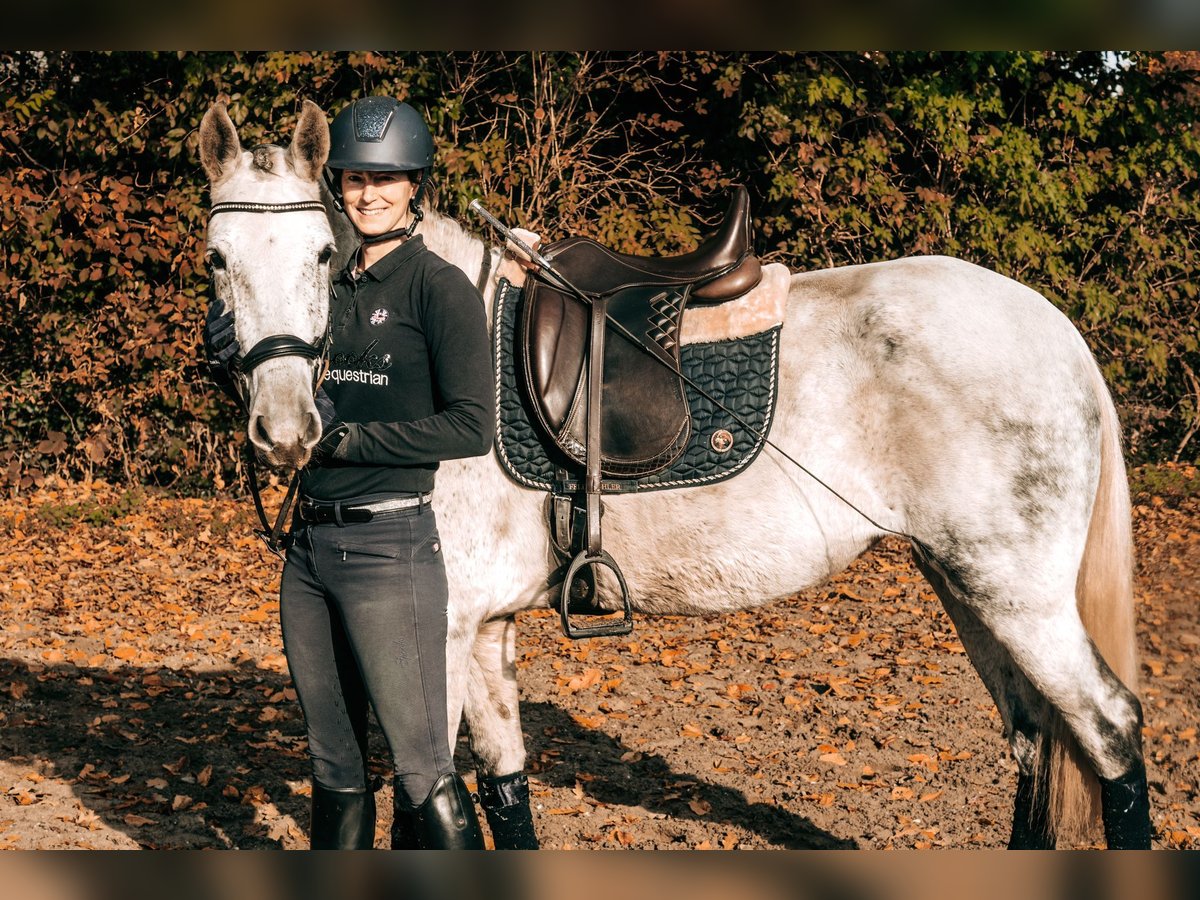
[520,280,691,478]
[526,286,587,432]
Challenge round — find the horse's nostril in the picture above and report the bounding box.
[303,411,321,446]
[253,415,273,448]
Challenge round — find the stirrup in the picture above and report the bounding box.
[560,549,633,639]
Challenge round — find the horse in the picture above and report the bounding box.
[198,102,1151,849]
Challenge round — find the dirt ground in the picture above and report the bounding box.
[0,474,1196,851]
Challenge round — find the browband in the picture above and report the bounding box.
[209,201,328,217]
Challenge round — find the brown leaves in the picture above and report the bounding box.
[1,474,1198,849]
[559,668,603,694]
[0,483,322,848]
[516,504,1200,850]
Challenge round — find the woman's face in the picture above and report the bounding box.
[341,170,416,238]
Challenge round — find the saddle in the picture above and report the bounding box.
[521,186,761,479]
[518,187,763,637]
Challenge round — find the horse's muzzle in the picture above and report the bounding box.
[250,410,320,469]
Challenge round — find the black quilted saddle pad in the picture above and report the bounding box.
[492,279,781,493]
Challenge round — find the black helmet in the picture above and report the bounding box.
[326,96,435,173]
[324,96,436,240]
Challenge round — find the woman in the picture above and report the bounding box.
[206,96,494,849]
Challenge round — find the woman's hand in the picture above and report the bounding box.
[309,388,350,466]
[496,228,542,288]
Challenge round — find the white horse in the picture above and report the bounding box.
[199,103,1150,849]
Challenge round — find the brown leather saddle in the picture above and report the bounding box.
[518,187,762,637]
[521,186,761,478]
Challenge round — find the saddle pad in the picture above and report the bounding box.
[493,279,781,493]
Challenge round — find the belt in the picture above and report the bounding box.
[298,492,433,525]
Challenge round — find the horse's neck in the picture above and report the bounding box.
[420,212,496,308]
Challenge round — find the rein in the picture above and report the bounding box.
[208,199,332,558]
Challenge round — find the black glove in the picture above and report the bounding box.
[309,387,350,466]
[314,386,339,432]
[203,296,241,396]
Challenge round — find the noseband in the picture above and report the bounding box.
[231,332,330,400]
[207,199,333,557]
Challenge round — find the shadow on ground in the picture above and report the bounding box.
[2,656,847,849]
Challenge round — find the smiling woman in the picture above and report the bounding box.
[216,96,500,852]
[341,170,417,249]
[322,96,435,265]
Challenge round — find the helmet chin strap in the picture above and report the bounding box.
[360,225,412,246]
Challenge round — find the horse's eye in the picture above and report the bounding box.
[206,250,227,271]
[318,246,333,265]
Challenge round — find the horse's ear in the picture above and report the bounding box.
[199,103,242,184]
[288,100,330,183]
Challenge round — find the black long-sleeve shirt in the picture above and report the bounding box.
[301,235,495,500]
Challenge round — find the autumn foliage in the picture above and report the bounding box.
[1,51,1198,494]
[0,472,1196,848]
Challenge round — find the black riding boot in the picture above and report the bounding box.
[479,772,539,850]
[1099,761,1152,849]
[412,773,485,849]
[391,790,419,849]
[310,783,376,850]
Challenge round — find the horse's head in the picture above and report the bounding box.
[200,100,335,469]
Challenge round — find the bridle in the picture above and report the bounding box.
[208,199,333,557]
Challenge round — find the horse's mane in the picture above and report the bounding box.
[419,207,489,272]
[321,193,493,286]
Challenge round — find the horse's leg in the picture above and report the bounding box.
[912,552,1056,848]
[918,549,1149,848]
[462,616,539,849]
[997,603,1148,849]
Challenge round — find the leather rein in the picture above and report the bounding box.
[208,199,332,558]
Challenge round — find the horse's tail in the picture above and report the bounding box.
[1047,357,1137,842]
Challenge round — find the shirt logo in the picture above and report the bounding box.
[369,308,389,326]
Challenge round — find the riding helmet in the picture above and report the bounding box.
[324,96,436,235]
[326,96,435,174]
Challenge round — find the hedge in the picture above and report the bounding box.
[1,51,1196,493]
